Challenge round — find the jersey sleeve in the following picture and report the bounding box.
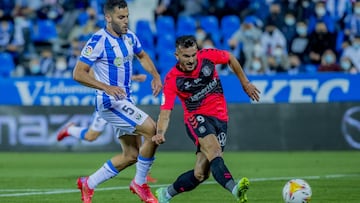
[199,48,230,64]
[79,34,103,67]
[129,31,143,55]
[160,72,177,110]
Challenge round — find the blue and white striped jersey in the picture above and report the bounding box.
[79,28,143,101]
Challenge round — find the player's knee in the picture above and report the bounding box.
[126,153,138,165]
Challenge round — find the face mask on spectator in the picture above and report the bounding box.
[324,54,335,64]
[253,44,262,57]
[273,48,283,57]
[285,17,295,26]
[244,29,253,37]
[316,7,326,17]
[302,1,310,8]
[355,7,360,15]
[296,26,307,35]
[30,65,40,74]
[56,60,67,71]
[252,61,261,71]
[353,42,360,49]
[341,61,351,70]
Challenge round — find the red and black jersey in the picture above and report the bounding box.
[161,48,230,121]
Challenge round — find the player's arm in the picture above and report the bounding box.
[152,109,171,145]
[73,61,126,100]
[227,53,261,102]
[136,50,162,96]
[131,74,147,82]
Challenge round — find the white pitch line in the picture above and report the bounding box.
[0,174,359,197]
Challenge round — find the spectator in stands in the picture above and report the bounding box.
[154,0,183,22]
[266,44,290,73]
[280,12,297,50]
[195,26,207,48]
[306,21,336,66]
[37,0,64,22]
[339,56,359,74]
[65,39,82,71]
[228,16,262,69]
[68,7,98,42]
[318,49,342,72]
[287,53,304,75]
[178,0,209,19]
[289,20,311,64]
[246,0,269,22]
[266,2,285,29]
[344,1,360,42]
[325,0,352,32]
[285,0,315,22]
[341,34,360,72]
[247,56,267,75]
[0,0,15,19]
[26,56,42,76]
[57,0,89,40]
[223,0,251,18]
[12,0,40,59]
[260,19,287,58]
[207,0,227,20]
[53,54,72,78]
[307,1,336,33]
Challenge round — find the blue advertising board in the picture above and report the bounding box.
[0,73,359,105]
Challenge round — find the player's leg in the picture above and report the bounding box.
[197,117,249,202]
[140,136,158,183]
[99,100,158,202]
[156,152,210,203]
[57,111,107,142]
[77,135,140,203]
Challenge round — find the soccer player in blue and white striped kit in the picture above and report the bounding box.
[72,0,163,202]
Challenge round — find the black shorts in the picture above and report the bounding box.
[185,114,228,152]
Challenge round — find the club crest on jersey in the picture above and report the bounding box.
[114,57,122,67]
[123,35,133,46]
[135,113,142,120]
[202,66,211,76]
[83,46,93,57]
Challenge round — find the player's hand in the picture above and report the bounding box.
[104,85,126,100]
[151,77,163,97]
[243,82,260,102]
[152,134,166,145]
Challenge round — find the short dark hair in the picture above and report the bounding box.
[104,0,128,14]
[176,35,198,49]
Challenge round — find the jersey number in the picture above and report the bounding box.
[122,105,135,115]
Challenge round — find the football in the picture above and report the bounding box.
[282,179,312,203]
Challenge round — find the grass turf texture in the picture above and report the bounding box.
[0,151,359,203]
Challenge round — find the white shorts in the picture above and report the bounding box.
[89,111,108,132]
[96,98,149,137]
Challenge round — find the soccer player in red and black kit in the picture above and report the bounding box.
[152,35,260,203]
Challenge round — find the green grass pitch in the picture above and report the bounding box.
[0,151,359,203]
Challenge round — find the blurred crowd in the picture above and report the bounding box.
[0,0,359,78]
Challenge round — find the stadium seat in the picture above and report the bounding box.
[176,16,197,37]
[156,33,175,56]
[77,11,89,26]
[155,16,175,38]
[220,15,241,41]
[199,15,219,35]
[32,19,58,42]
[220,15,241,50]
[0,52,15,77]
[135,19,153,36]
[157,51,177,75]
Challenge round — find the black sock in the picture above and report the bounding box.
[168,169,201,197]
[210,157,236,193]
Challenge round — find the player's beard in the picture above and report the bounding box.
[111,22,127,36]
